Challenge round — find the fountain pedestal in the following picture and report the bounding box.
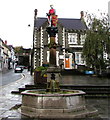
[46,67,61,92]
[21,90,96,118]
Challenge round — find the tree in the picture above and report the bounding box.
[83,11,109,74]
[14,46,23,54]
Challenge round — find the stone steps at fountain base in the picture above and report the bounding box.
[11,84,110,98]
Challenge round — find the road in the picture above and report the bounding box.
[0,69,25,87]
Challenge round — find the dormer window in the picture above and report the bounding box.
[68,33,77,44]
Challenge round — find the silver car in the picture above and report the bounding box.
[14,66,23,73]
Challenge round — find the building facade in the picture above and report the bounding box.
[0,39,4,71]
[0,39,16,71]
[108,1,110,27]
[8,45,16,69]
[33,15,87,70]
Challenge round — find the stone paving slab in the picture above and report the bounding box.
[0,72,33,119]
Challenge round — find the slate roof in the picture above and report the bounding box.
[58,18,87,30]
[35,17,87,30]
[34,17,47,28]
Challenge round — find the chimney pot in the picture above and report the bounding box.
[80,11,84,19]
[34,9,38,16]
[5,40,7,44]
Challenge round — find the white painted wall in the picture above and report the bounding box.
[108,1,110,28]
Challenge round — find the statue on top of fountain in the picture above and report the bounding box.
[47,5,58,27]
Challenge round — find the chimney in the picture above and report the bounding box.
[34,9,38,18]
[34,9,38,24]
[5,40,7,45]
[80,11,84,19]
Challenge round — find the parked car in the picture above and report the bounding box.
[14,66,23,73]
[24,66,28,69]
[18,65,25,70]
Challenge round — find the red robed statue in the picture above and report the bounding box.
[47,5,58,27]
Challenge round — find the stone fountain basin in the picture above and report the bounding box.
[21,89,87,118]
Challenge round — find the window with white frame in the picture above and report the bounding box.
[75,53,80,64]
[47,51,50,63]
[48,35,50,44]
[75,52,85,65]
[68,33,77,44]
[80,34,86,44]
[56,51,59,66]
[56,34,58,44]
[103,52,108,60]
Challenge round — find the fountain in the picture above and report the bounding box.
[21,6,98,119]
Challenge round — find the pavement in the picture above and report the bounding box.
[0,70,34,120]
[0,68,10,74]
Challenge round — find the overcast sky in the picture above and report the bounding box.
[0,0,109,48]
